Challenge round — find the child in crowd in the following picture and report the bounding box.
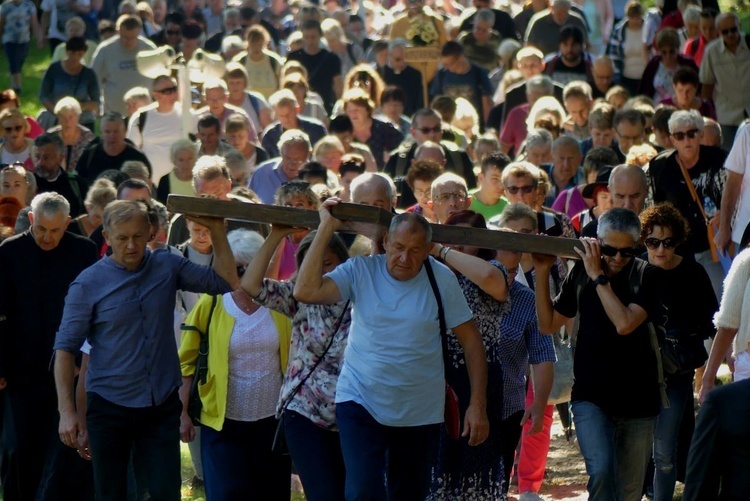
[336,153,366,202]
[404,159,443,222]
[469,152,511,220]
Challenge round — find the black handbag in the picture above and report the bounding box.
[660,328,709,375]
[272,300,351,455]
[181,295,218,426]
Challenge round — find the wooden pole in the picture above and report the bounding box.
[167,195,582,258]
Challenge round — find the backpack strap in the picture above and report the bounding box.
[181,294,218,386]
[247,92,261,116]
[137,110,147,143]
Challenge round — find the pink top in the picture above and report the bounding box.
[500,103,530,157]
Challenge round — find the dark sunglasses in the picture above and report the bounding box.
[600,244,637,258]
[644,237,678,250]
[156,86,178,95]
[505,185,535,195]
[3,125,23,133]
[671,128,700,141]
[415,126,441,134]
[166,29,181,36]
[721,26,739,36]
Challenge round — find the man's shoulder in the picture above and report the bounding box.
[527,9,551,28]
[253,158,280,174]
[61,231,98,254]
[299,115,327,130]
[224,103,250,118]
[0,231,32,253]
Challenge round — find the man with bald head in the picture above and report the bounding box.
[428,173,472,223]
[385,108,476,209]
[590,56,616,99]
[414,141,446,167]
[581,163,649,237]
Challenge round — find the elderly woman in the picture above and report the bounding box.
[240,226,352,501]
[427,209,511,500]
[322,18,364,80]
[69,178,117,237]
[343,88,403,169]
[638,28,699,104]
[659,67,716,120]
[39,37,100,131]
[156,139,198,203]
[639,203,717,501]
[179,229,292,501]
[0,108,34,170]
[649,109,727,299]
[47,97,95,173]
[224,62,274,134]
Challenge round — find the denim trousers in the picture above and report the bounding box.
[86,391,182,501]
[283,410,346,501]
[653,378,694,501]
[336,401,440,501]
[572,400,656,501]
[200,415,291,501]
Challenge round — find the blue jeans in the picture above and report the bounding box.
[283,410,345,501]
[201,416,291,501]
[572,401,656,501]
[653,378,693,501]
[336,401,440,501]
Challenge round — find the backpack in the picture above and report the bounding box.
[570,258,669,409]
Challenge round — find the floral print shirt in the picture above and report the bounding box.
[254,278,352,430]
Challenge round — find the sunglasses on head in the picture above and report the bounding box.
[600,244,637,258]
[156,86,178,95]
[644,237,678,250]
[3,125,23,133]
[721,26,739,36]
[505,184,535,195]
[671,128,700,141]
[0,161,25,171]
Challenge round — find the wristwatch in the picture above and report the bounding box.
[593,274,609,286]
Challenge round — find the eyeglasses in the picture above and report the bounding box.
[600,244,637,258]
[434,192,467,203]
[721,26,739,36]
[644,237,678,250]
[415,126,441,134]
[671,128,700,141]
[505,184,535,195]
[3,125,23,133]
[156,86,178,95]
[166,29,181,36]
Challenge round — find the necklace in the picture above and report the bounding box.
[231,289,258,315]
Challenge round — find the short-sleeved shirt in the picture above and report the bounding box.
[553,260,664,418]
[248,158,289,204]
[286,49,341,113]
[327,255,473,426]
[40,0,89,42]
[1,0,36,44]
[700,38,750,126]
[469,189,508,220]
[431,64,493,126]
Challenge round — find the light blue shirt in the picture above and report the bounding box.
[327,255,473,427]
[248,158,288,204]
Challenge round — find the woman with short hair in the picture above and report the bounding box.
[156,139,198,203]
[638,27,699,103]
[47,97,95,173]
[343,88,403,169]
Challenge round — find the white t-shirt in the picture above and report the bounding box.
[725,122,750,244]
[623,27,646,80]
[41,0,90,42]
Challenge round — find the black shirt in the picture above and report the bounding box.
[554,260,664,418]
[381,64,425,117]
[459,8,519,41]
[286,49,342,113]
[77,143,153,184]
[35,170,89,217]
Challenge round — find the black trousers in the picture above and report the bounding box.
[86,391,182,501]
[498,409,525,494]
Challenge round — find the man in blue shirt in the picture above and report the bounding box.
[53,200,239,501]
[294,202,489,500]
[249,129,312,204]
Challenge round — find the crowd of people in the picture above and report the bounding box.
[1,0,750,500]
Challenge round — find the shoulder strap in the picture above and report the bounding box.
[248,92,260,115]
[66,172,82,207]
[570,264,589,347]
[677,159,709,225]
[424,258,449,368]
[181,294,218,385]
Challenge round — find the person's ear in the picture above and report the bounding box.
[102,230,110,245]
[63,215,71,231]
[27,211,34,225]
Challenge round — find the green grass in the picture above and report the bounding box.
[0,42,47,119]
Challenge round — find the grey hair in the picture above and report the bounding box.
[526,75,554,96]
[227,228,265,266]
[30,192,70,219]
[597,207,641,242]
[388,212,432,244]
[170,138,197,164]
[388,37,409,51]
[430,172,468,197]
[121,160,150,182]
[223,7,240,22]
[496,202,538,231]
[475,8,496,26]
[668,109,704,134]
[716,12,740,28]
[350,172,395,202]
[54,97,82,116]
[192,155,230,185]
[683,5,701,24]
[34,133,65,155]
[498,38,521,62]
[414,141,445,161]
[525,128,554,150]
[278,129,312,155]
[222,35,245,54]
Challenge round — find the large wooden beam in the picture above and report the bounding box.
[167,195,583,258]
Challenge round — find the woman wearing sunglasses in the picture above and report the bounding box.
[0,108,34,171]
[639,203,717,501]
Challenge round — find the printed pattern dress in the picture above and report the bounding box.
[429,261,510,500]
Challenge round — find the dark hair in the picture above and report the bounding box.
[372,39,389,53]
[298,161,328,182]
[700,7,718,20]
[406,160,443,189]
[329,114,354,134]
[181,20,203,39]
[559,25,585,45]
[672,67,700,87]
[65,36,87,52]
[440,40,463,58]
[443,210,496,261]
[613,108,646,129]
[34,132,65,154]
[300,19,322,34]
[164,12,186,26]
[239,7,257,21]
[98,19,116,36]
[639,203,689,247]
[381,85,407,106]
[583,146,619,178]
[296,230,349,271]
[653,105,677,134]
[339,154,366,176]
[117,178,152,199]
[481,152,511,175]
[349,14,364,24]
[197,114,221,132]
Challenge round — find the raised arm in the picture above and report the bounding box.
[452,320,489,446]
[293,198,344,305]
[241,225,298,297]
[532,253,572,334]
[430,242,508,302]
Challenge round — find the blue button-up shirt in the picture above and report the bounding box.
[54,248,232,408]
[248,158,288,204]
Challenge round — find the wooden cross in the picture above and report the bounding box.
[167,195,583,259]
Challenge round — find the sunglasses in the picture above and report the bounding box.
[644,237,677,250]
[415,126,441,134]
[671,128,700,141]
[156,86,178,95]
[721,26,739,36]
[505,185,535,195]
[600,244,637,258]
[1,161,25,169]
[3,125,23,133]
